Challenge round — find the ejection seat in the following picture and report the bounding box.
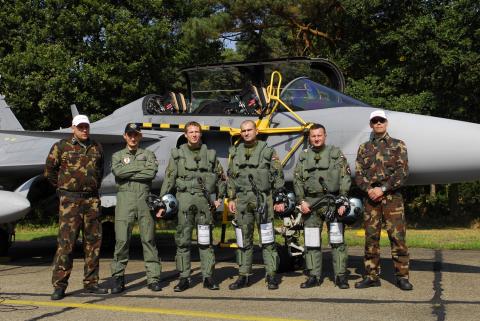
[250,85,270,115]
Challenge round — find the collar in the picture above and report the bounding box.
[187,143,202,151]
[370,132,390,143]
[126,147,139,155]
[244,140,258,149]
[71,137,90,148]
[311,145,326,153]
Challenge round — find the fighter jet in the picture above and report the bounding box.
[1,57,480,254]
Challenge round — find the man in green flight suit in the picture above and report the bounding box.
[293,123,351,289]
[158,121,226,292]
[110,123,162,293]
[227,120,285,290]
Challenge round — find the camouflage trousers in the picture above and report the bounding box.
[175,192,215,279]
[52,195,102,289]
[363,193,410,280]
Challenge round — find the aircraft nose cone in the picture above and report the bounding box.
[388,112,480,184]
[0,191,31,224]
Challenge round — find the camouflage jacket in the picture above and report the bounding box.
[355,132,408,193]
[160,143,226,198]
[44,137,104,192]
[294,145,351,202]
[227,141,285,199]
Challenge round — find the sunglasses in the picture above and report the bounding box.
[370,118,387,124]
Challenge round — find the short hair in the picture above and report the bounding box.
[240,119,257,129]
[308,123,326,134]
[184,121,202,133]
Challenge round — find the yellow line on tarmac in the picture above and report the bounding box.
[3,299,309,321]
[355,230,388,237]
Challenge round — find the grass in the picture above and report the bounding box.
[14,223,480,250]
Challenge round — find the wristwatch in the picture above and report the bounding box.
[381,186,387,193]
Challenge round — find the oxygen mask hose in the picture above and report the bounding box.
[197,177,216,213]
[248,174,267,223]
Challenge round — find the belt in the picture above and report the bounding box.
[177,190,204,195]
[305,192,324,197]
[305,192,338,197]
[57,190,99,199]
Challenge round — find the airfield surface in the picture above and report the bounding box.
[1,237,479,321]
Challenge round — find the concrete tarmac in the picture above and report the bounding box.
[0,236,479,321]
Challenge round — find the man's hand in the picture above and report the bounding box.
[228,200,237,213]
[214,199,222,209]
[156,208,165,218]
[337,205,346,216]
[368,187,384,202]
[274,203,285,213]
[299,201,311,214]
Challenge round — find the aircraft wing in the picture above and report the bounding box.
[0,129,161,144]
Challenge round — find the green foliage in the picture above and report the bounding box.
[338,0,480,122]
[179,0,344,60]
[0,0,223,129]
[1,1,480,225]
[404,183,480,228]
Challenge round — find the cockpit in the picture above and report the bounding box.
[280,77,370,110]
[141,57,370,116]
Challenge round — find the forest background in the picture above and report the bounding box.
[0,0,479,228]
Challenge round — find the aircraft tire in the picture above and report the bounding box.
[0,227,11,256]
[101,221,115,252]
[277,243,295,273]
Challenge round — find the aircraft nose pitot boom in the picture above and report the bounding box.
[0,191,31,224]
[386,111,480,185]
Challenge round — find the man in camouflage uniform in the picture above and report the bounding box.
[354,110,413,291]
[294,124,351,289]
[45,115,108,300]
[227,120,285,290]
[158,121,226,291]
[110,123,162,294]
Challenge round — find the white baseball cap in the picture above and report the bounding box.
[72,115,90,126]
[369,110,387,120]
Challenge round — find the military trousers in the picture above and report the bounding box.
[111,191,161,284]
[175,192,215,279]
[363,193,410,280]
[234,191,279,277]
[303,199,348,278]
[52,195,102,289]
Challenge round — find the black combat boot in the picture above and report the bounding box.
[266,275,279,290]
[335,275,350,289]
[51,288,65,300]
[354,276,381,289]
[84,284,109,294]
[396,278,413,291]
[111,276,125,294]
[228,275,248,290]
[203,277,219,290]
[147,281,162,292]
[174,278,190,292]
[300,275,320,289]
